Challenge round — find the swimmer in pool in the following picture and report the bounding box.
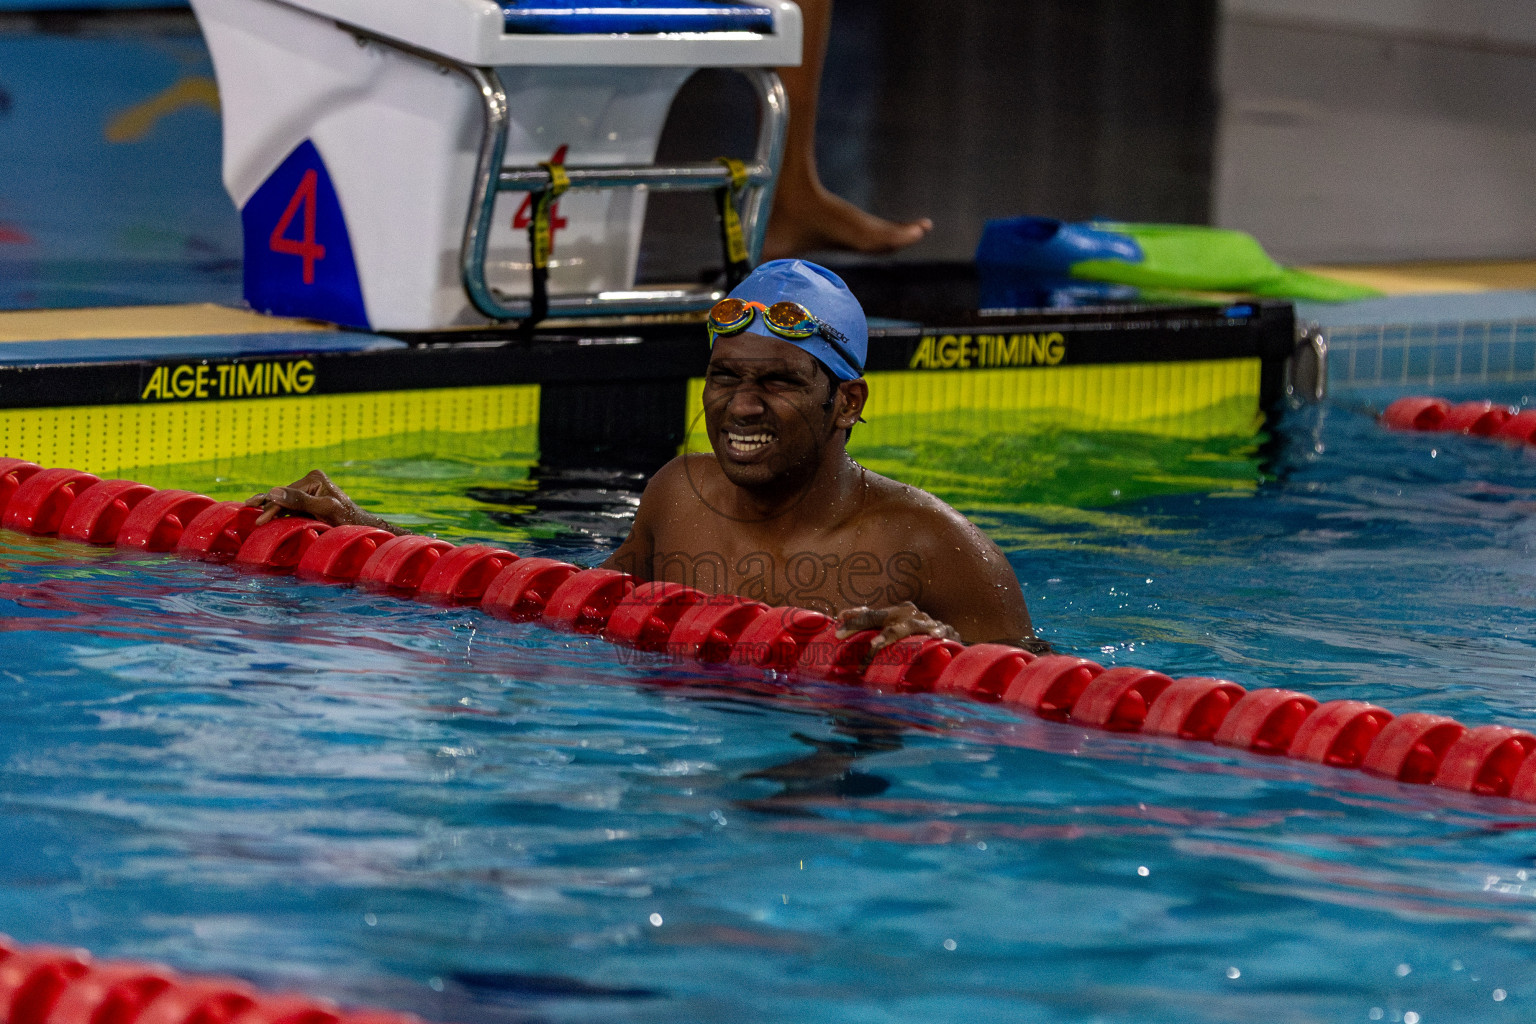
[249,260,1043,655]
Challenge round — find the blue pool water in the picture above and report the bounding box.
[6,391,1536,1024]
[0,13,240,310]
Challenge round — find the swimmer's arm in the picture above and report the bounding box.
[601,528,653,581]
[245,469,413,534]
[919,519,1043,649]
[599,458,686,581]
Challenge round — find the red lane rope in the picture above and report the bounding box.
[1380,396,1536,442]
[5,457,1536,805]
[0,934,420,1024]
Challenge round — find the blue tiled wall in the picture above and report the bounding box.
[1326,321,1536,392]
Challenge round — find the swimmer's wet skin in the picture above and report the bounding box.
[249,261,1047,656]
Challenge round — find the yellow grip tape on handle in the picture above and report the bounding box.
[530,161,571,272]
[715,157,750,268]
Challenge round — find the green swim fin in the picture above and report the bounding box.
[1071,222,1382,302]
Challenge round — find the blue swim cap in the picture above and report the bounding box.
[724,259,868,380]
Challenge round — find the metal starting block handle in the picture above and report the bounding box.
[495,161,775,192]
[460,64,788,325]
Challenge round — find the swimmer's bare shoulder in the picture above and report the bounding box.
[854,470,1038,648]
[637,453,717,523]
[600,454,711,579]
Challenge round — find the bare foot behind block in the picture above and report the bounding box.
[764,183,932,259]
[763,0,932,260]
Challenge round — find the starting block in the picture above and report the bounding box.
[190,0,802,331]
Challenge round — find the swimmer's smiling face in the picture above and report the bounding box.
[703,332,842,490]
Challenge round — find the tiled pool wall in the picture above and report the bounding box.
[1324,320,1536,395]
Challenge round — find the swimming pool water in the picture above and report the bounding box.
[6,390,1536,1024]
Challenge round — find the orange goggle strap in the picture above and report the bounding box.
[714,157,752,288]
[525,159,571,329]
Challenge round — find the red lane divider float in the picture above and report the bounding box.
[1381,395,1536,443]
[1443,401,1510,435]
[355,535,452,594]
[796,624,879,683]
[0,935,419,1024]
[1142,677,1246,741]
[0,459,42,514]
[864,635,963,693]
[296,525,398,583]
[1004,654,1100,719]
[1497,410,1536,444]
[7,465,1536,811]
[730,606,830,672]
[1361,712,1466,785]
[1437,725,1536,798]
[57,480,156,545]
[1071,667,1173,732]
[1288,700,1394,768]
[117,491,217,553]
[666,596,769,663]
[3,468,100,535]
[177,503,264,562]
[604,582,706,651]
[417,544,517,604]
[542,568,634,633]
[1212,689,1319,755]
[482,557,579,621]
[234,518,331,571]
[930,643,1035,700]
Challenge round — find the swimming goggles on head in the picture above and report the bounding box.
[706,298,864,375]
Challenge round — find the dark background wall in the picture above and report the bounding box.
[0,1,1222,300]
[1216,0,1536,263]
[641,0,1219,279]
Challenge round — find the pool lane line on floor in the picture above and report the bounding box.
[3,457,1534,809]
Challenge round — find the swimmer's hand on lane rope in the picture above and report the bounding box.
[245,469,413,535]
[835,602,960,654]
[836,603,1054,658]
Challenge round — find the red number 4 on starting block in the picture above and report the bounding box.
[269,168,327,284]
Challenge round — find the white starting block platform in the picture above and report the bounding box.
[190,0,802,331]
